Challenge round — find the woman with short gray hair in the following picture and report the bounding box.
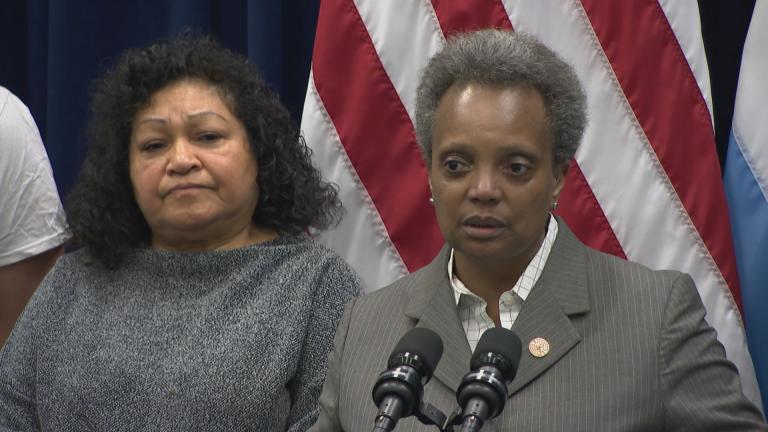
[310,30,766,432]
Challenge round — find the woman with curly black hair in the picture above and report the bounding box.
[0,35,361,432]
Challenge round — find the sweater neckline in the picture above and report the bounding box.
[119,234,306,274]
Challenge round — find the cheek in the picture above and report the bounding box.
[432,202,453,239]
[129,164,162,213]
[431,186,461,227]
[231,178,258,204]
[434,181,464,204]
[221,159,259,205]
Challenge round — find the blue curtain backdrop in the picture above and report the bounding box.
[0,0,320,194]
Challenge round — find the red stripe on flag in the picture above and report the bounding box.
[312,0,443,271]
[580,0,743,308]
[431,0,513,36]
[556,162,627,259]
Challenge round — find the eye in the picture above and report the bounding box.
[141,141,165,152]
[443,157,469,174]
[198,132,222,143]
[506,163,529,176]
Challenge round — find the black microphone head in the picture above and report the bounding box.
[388,327,444,379]
[470,328,523,381]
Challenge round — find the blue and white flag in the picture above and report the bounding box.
[724,1,768,414]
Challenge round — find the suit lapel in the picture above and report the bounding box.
[405,246,472,393]
[508,219,591,395]
[403,220,592,397]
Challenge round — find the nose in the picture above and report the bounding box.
[166,139,202,175]
[467,168,501,204]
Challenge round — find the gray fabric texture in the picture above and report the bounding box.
[0,235,361,431]
[309,218,767,432]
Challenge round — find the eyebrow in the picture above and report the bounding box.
[188,111,228,122]
[437,143,543,165]
[135,111,229,126]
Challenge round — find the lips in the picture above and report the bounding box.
[463,215,506,228]
[165,183,208,196]
[461,215,506,239]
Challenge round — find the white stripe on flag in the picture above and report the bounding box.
[303,74,407,291]
[353,0,444,122]
[731,4,768,188]
[657,0,714,124]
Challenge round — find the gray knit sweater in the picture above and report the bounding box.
[0,235,361,431]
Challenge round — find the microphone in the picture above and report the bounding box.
[371,327,445,432]
[455,327,523,432]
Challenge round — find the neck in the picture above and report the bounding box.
[151,223,278,252]
[453,237,544,307]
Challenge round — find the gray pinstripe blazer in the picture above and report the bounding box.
[309,219,767,431]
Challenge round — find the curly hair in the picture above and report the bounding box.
[66,34,342,268]
[415,30,588,166]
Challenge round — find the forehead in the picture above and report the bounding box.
[432,83,551,155]
[135,79,234,120]
[437,82,545,119]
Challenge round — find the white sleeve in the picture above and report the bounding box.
[0,87,70,266]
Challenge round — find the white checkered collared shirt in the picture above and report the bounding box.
[449,216,558,352]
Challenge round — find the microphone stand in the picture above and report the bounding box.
[372,401,447,432]
[443,407,487,432]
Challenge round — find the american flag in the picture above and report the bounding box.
[301,0,766,412]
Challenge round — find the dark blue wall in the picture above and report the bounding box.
[0,0,320,194]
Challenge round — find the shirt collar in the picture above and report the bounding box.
[448,215,559,305]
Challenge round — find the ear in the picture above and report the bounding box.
[552,161,570,201]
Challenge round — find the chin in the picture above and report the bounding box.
[166,213,217,230]
[458,237,535,261]
[454,243,506,261]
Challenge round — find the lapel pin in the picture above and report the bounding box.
[528,337,550,358]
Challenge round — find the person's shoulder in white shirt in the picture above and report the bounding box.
[0,85,70,347]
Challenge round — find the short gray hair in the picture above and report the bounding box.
[415,30,587,166]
